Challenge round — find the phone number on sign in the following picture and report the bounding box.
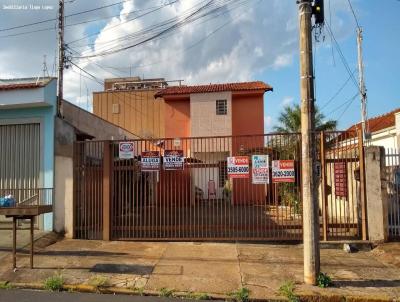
[272,170,295,178]
[228,167,249,173]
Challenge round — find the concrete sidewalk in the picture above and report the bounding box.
[1,235,400,301]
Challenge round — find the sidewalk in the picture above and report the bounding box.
[1,235,400,301]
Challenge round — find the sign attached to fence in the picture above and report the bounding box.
[227,156,249,178]
[163,150,184,170]
[119,142,134,159]
[141,151,160,171]
[272,160,295,183]
[252,155,269,184]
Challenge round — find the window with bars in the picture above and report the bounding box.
[334,162,348,199]
[216,99,227,115]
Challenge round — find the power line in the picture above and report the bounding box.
[320,68,356,110]
[66,0,179,45]
[346,0,361,29]
[324,22,360,91]
[73,0,239,59]
[93,0,253,71]
[0,0,133,32]
[336,93,358,121]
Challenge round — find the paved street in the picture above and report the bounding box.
[0,289,199,302]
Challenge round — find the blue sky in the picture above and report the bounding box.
[262,0,400,131]
[0,0,399,133]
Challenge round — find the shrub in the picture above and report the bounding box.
[278,281,300,302]
[317,272,333,288]
[230,287,250,302]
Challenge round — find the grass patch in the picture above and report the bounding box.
[43,273,64,292]
[159,287,174,297]
[278,281,300,302]
[88,275,109,288]
[317,272,333,288]
[186,292,210,300]
[130,286,145,296]
[230,287,250,302]
[0,281,12,290]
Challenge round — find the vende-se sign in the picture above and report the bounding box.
[227,156,249,178]
[272,160,295,183]
[252,155,269,184]
[163,150,184,170]
[119,142,134,159]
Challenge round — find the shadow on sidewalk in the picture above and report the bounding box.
[334,279,400,288]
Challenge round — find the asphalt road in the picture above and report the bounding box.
[0,289,215,302]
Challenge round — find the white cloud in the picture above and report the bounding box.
[264,115,273,132]
[0,0,354,108]
[282,96,294,106]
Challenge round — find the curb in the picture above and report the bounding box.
[1,282,397,302]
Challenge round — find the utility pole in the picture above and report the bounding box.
[57,0,64,117]
[298,0,320,285]
[357,27,368,141]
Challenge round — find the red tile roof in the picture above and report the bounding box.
[0,83,46,91]
[154,81,272,98]
[346,107,400,133]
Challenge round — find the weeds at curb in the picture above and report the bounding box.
[88,275,109,289]
[317,272,333,288]
[159,287,174,297]
[278,281,300,302]
[230,287,250,302]
[130,286,144,296]
[0,281,12,290]
[186,291,210,300]
[44,273,64,292]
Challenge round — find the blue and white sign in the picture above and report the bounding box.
[252,155,269,184]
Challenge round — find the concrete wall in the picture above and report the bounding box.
[190,91,232,138]
[365,146,389,242]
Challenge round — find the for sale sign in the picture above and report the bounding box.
[272,160,295,183]
[227,156,249,178]
[252,155,269,184]
[163,150,184,170]
[141,151,160,171]
[119,142,134,159]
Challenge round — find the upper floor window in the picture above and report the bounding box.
[216,99,227,115]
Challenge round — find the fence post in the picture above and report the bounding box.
[103,141,111,241]
[365,146,389,242]
[358,130,368,240]
[320,132,328,241]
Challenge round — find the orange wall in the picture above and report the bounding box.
[164,97,191,138]
[232,93,264,136]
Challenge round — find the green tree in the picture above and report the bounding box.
[274,104,337,133]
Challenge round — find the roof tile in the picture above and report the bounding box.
[154,81,272,98]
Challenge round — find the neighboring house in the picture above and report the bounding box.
[0,77,138,236]
[346,107,400,151]
[0,77,57,230]
[93,77,174,138]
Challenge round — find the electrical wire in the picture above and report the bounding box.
[0,0,135,32]
[320,68,357,110]
[346,0,361,29]
[72,0,240,59]
[324,22,360,92]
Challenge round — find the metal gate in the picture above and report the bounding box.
[74,131,365,241]
[385,148,400,240]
